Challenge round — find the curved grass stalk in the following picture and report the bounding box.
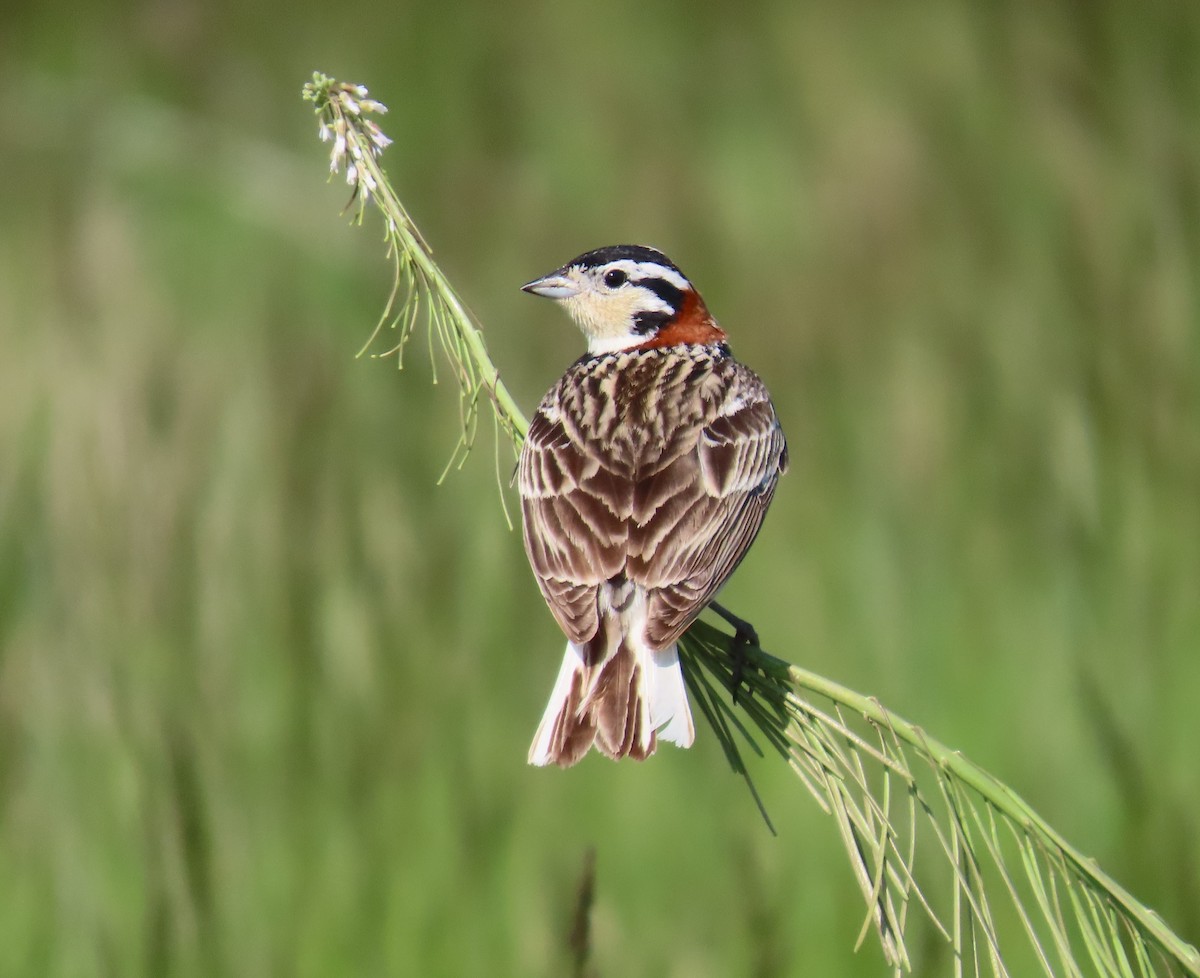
[681,622,1200,976]
[302,72,1200,978]
[302,73,528,476]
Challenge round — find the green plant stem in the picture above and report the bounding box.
[785,662,1200,975]
[397,225,529,440]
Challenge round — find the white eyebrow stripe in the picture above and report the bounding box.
[631,262,690,290]
[597,259,691,292]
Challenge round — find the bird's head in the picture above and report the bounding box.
[521,245,727,355]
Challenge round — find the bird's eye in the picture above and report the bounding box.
[603,269,628,288]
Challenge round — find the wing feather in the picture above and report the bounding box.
[520,410,622,643]
[638,397,787,647]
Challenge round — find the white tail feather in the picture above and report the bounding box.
[645,643,696,748]
[528,643,587,765]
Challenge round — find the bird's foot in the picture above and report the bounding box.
[709,602,759,705]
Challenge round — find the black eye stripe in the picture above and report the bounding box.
[634,277,685,313]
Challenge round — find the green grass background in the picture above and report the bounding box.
[1,0,1198,974]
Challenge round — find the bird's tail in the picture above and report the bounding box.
[528,626,696,767]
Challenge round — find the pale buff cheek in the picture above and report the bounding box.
[563,292,643,343]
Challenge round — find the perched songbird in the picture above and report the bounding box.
[518,245,788,767]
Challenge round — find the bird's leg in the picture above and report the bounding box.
[709,602,759,705]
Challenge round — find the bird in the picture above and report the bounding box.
[518,244,788,767]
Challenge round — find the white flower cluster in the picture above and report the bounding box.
[314,81,394,202]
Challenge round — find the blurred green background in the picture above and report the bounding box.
[1,0,1198,974]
